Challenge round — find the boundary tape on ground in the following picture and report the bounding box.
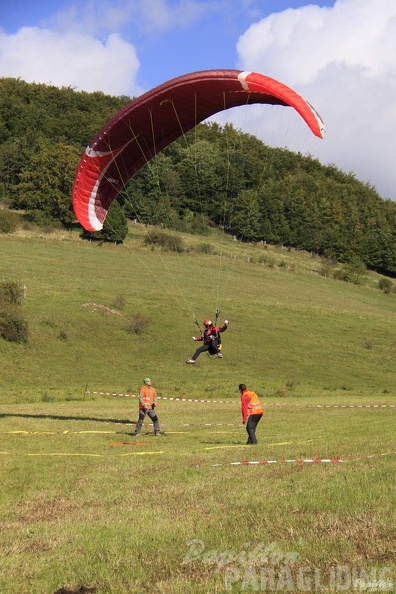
[197,450,396,467]
[279,404,396,409]
[2,448,395,463]
[208,458,343,466]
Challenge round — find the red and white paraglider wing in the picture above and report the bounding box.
[72,69,325,232]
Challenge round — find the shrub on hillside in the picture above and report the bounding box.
[195,242,214,254]
[189,214,211,235]
[25,210,63,231]
[257,254,276,267]
[333,258,367,285]
[125,313,152,335]
[0,305,28,343]
[319,256,337,278]
[0,210,20,233]
[144,231,184,253]
[378,278,393,294]
[0,280,24,305]
[112,294,127,310]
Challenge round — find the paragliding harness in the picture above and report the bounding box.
[206,331,222,357]
[209,308,223,356]
[193,309,222,358]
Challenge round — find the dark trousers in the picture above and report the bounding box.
[191,340,219,360]
[246,414,263,444]
[135,408,160,434]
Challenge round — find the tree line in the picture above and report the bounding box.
[1,76,396,275]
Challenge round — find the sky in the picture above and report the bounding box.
[1,0,395,201]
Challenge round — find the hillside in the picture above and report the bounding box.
[1,76,396,274]
[1,225,395,403]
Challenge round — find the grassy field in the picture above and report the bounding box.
[0,225,395,593]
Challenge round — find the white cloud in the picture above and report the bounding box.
[235,0,396,200]
[0,0,213,97]
[0,27,142,96]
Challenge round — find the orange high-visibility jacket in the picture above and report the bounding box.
[241,390,263,423]
[139,385,157,409]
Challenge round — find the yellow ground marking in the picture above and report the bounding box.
[3,430,37,434]
[25,453,103,457]
[1,450,163,457]
[2,430,118,435]
[4,430,37,434]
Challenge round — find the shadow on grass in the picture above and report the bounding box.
[0,413,136,425]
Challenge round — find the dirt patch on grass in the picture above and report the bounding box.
[82,303,122,315]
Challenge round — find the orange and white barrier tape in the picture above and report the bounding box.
[198,450,396,468]
[157,396,235,404]
[264,403,395,408]
[87,390,136,399]
[307,404,395,409]
[204,458,343,467]
[86,390,395,409]
[86,390,236,404]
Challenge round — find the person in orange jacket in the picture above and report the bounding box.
[134,377,161,436]
[186,318,228,364]
[239,383,263,444]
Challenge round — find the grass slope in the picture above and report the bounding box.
[1,225,396,401]
[0,226,395,593]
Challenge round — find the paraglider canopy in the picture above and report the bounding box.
[72,69,325,233]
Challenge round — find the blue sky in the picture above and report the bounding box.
[1,0,395,201]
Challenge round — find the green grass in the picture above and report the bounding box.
[0,399,395,593]
[1,225,395,401]
[0,226,395,593]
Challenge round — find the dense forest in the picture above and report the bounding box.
[1,76,396,275]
